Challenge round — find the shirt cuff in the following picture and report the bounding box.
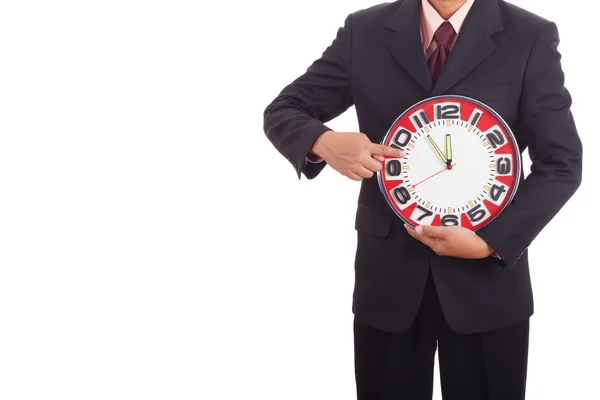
[305,153,323,164]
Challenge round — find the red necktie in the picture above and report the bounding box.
[428,22,456,84]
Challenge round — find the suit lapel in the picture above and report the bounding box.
[431,0,504,96]
[385,0,432,93]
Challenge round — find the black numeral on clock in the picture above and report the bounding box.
[486,128,506,149]
[416,205,434,221]
[469,109,483,126]
[391,129,412,149]
[441,214,459,226]
[411,110,430,129]
[490,184,507,202]
[435,104,460,119]
[393,187,411,205]
[496,157,512,175]
[386,160,402,177]
[467,205,486,222]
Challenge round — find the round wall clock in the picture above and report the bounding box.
[377,95,520,231]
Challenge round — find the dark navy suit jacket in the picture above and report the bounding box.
[263,0,582,334]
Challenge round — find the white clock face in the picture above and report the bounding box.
[378,96,520,230]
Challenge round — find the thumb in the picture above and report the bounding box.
[415,224,446,238]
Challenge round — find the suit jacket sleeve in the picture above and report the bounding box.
[263,14,354,179]
[476,22,583,268]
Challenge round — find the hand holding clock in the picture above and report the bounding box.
[404,224,495,259]
[374,97,521,261]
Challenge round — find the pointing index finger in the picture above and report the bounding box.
[368,143,405,158]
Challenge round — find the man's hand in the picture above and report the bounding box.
[311,131,405,181]
[404,224,495,259]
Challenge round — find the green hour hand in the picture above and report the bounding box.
[427,135,448,165]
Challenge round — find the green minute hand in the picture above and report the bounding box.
[446,134,453,167]
[427,135,448,165]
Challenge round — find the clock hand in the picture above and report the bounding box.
[427,135,448,165]
[445,134,453,169]
[413,163,457,188]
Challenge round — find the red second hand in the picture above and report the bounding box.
[413,164,457,188]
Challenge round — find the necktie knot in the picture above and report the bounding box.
[428,22,457,84]
[434,21,456,47]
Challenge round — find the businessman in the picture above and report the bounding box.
[263,0,582,398]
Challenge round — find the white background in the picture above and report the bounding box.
[0,0,596,399]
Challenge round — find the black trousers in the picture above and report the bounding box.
[354,272,529,400]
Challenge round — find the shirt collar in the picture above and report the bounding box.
[421,0,475,49]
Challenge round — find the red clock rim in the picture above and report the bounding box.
[376,95,521,231]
